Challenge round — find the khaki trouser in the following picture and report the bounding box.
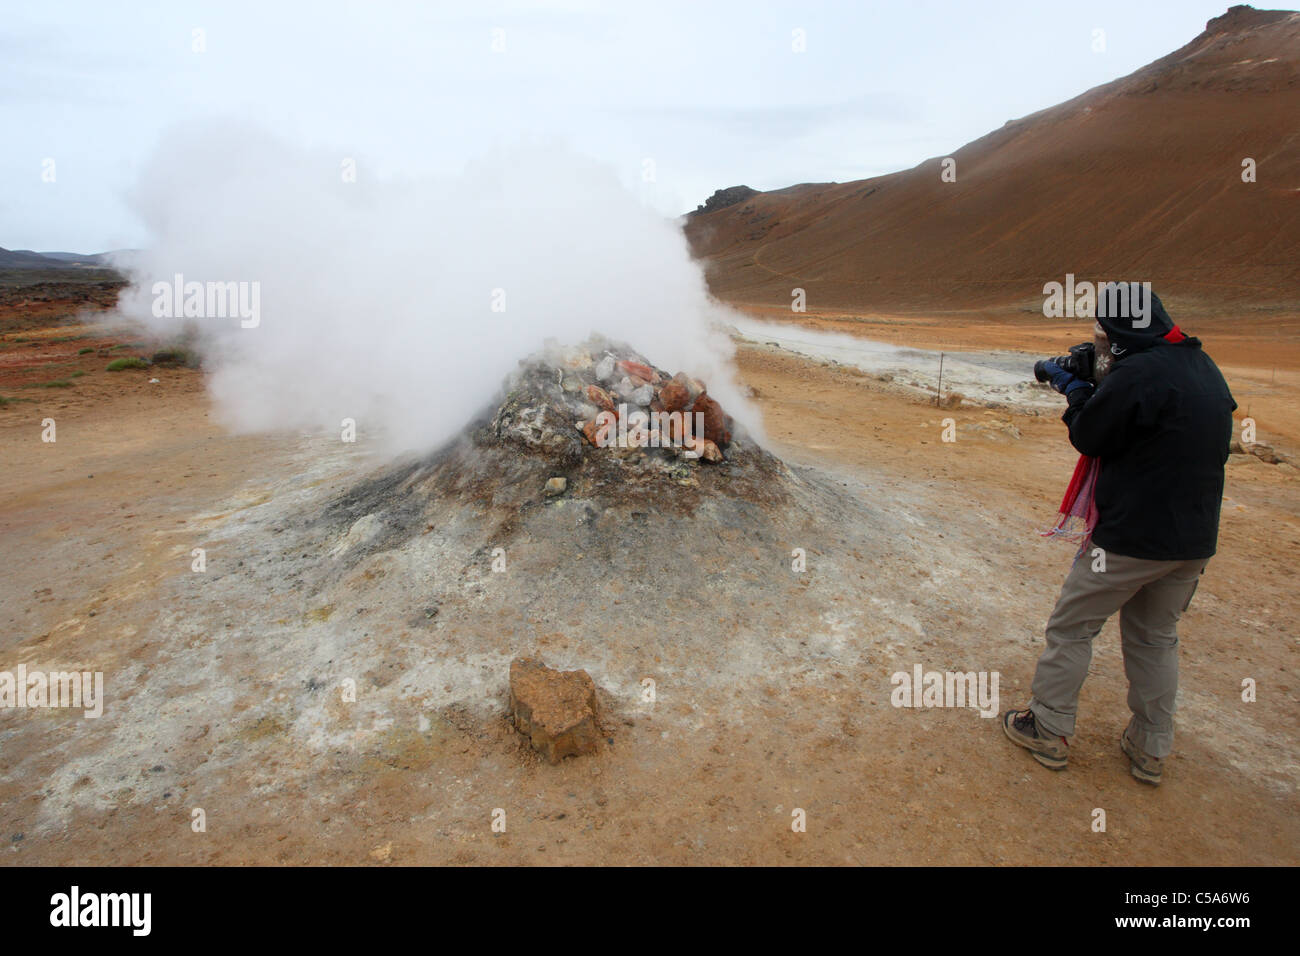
[1029,549,1206,758]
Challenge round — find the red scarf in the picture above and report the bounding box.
[1041,454,1100,550]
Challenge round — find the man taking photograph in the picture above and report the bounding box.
[1003,285,1237,785]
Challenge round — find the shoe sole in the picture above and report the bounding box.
[1002,712,1067,770]
[1031,750,1068,771]
[1121,734,1162,786]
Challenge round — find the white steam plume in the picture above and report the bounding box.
[115,121,761,456]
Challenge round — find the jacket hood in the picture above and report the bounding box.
[1095,284,1179,355]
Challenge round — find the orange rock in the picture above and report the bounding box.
[683,433,723,462]
[670,371,703,404]
[660,410,686,443]
[585,384,615,412]
[622,410,652,447]
[580,413,616,447]
[698,438,724,462]
[509,658,601,764]
[690,393,732,447]
[617,360,660,385]
[658,380,690,413]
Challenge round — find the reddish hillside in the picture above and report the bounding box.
[685,5,1300,318]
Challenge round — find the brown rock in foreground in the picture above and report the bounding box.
[509,657,601,764]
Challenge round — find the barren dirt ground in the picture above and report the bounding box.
[1,311,1297,865]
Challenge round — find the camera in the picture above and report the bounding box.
[1034,342,1096,385]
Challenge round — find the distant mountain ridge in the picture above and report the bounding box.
[0,248,124,271]
[0,247,129,277]
[684,5,1300,315]
[36,251,117,265]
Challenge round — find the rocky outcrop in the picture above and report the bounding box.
[691,185,759,216]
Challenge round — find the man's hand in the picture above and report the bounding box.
[1035,359,1094,398]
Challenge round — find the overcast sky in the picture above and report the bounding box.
[3,0,1239,252]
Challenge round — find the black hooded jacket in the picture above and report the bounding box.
[1063,335,1236,560]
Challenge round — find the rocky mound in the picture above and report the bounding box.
[319,338,793,564]
[493,337,757,469]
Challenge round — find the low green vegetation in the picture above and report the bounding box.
[106,357,149,371]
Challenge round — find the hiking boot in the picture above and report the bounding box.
[1002,708,1069,770]
[1121,728,1164,786]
